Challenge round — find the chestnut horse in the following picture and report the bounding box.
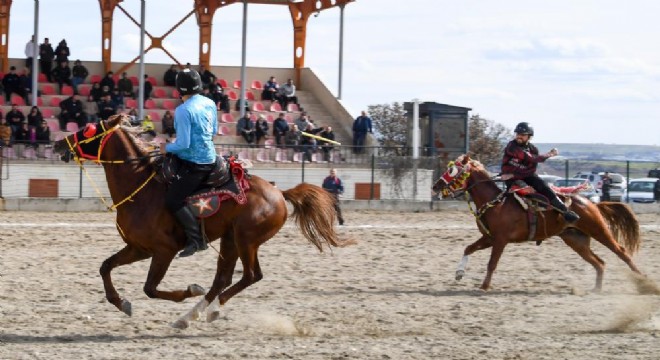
[432,154,642,291]
[53,115,351,328]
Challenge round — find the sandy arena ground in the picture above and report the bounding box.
[1,209,660,359]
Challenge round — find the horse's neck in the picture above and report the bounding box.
[102,143,159,206]
[466,171,501,207]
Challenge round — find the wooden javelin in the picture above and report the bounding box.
[300,131,341,145]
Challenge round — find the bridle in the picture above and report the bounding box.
[436,160,472,198]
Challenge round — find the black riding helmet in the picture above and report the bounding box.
[175,68,203,96]
[514,122,534,136]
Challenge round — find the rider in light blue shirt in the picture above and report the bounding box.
[165,92,217,163]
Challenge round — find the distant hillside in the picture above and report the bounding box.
[536,143,660,162]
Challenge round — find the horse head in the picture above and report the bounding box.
[53,114,129,163]
[432,154,474,197]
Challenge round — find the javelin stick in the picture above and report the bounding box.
[300,131,341,145]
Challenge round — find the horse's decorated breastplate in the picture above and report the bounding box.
[185,158,251,218]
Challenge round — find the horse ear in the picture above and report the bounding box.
[107,114,124,127]
[462,154,471,164]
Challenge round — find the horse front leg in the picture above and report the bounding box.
[456,235,492,281]
[100,245,150,316]
[481,239,507,291]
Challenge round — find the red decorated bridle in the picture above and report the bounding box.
[64,121,123,163]
[435,160,472,198]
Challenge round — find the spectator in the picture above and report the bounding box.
[27,106,44,129]
[19,68,36,104]
[255,114,269,145]
[284,124,302,150]
[117,72,134,98]
[278,78,298,108]
[212,85,229,113]
[39,37,55,82]
[88,82,103,103]
[262,76,279,102]
[201,85,214,102]
[321,168,345,225]
[601,172,612,202]
[143,74,153,100]
[51,60,73,94]
[97,94,117,120]
[236,111,256,145]
[55,39,70,67]
[100,71,115,92]
[234,98,250,112]
[352,110,372,154]
[2,66,21,103]
[163,64,178,87]
[294,112,311,133]
[15,122,37,149]
[319,126,336,161]
[0,116,11,147]
[71,60,89,93]
[127,108,140,126]
[35,119,51,151]
[272,112,289,148]
[198,64,216,86]
[141,114,157,138]
[6,104,26,137]
[110,88,124,111]
[161,110,175,138]
[59,94,86,129]
[25,35,36,70]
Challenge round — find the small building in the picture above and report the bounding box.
[403,102,471,159]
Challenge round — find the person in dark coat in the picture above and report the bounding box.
[39,38,55,82]
[2,66,21,102]
[236,112,255,145]
[255,114,269,145]
[51,60,73,94]
[6,104,25,139]
[163,65,178,87]
[272,112,289,148]
[55,39,70,66]
[352,110,372,154]
[59,94,86,129]
[100,71,116,92]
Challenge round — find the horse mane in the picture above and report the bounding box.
[112,116,160,170]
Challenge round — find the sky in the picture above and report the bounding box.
[7,0,660,145]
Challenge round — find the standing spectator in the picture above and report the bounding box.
[25,35,36,70]
[0,116,11,147]
[352,110,373,154]
[601,172,613,202]
[35,119,51,152]
[117,72,134,98]
[6,104,25,138]
[2,66,21,103]
[236,111,255,145]
[319,126,336,162]
[27,106,44,129]
[51,60,72,94]
[322,168,345,225]
[143,74,153,101]
[141,114,157,138]
[255,114,269,145]
[39,38,55,82]
[262,76,279,102]
[161,110,175,138]
[59,94,86,129]
[55,39,70,67]
[100,71,115,92]
[163,64,178,87]
[278,78,298,108]
[71,60,89,93]
[272,112,289,148]
[198,64,216,86]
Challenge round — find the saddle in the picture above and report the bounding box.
[159,154,251,218]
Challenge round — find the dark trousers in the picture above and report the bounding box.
[506,174,557,203]
[40,59,53,82]
[165,158,215,212]
[332,194,344,224]
[353,131,367,154]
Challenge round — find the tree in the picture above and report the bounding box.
[368,102,407,149]
[468,114,510,167]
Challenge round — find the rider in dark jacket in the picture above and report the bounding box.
[501,122,579,223]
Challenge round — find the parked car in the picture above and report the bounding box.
[573,171,625,201]
[622,178,660,203]
[648,169,660,179]
[554,178,600,203]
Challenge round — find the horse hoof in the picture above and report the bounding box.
[171,319,189,330]
[455,270,465,281]
[207,311,220,323]
[188,284,206,296]
[121,299,132,317]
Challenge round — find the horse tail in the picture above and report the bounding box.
[282,183,354,252]
[596,202,641,254]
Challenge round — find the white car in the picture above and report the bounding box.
[622,178,660,203]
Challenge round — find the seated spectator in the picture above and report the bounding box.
[6,104,26,137]
[71,60,89,92]
[236,112,256,145]
[0,116,11,147]
[294,112,312,133]
[14,122,36,149]
[127,108,140,126]
[201,85,214,102]
[300,123,318,161]
[284,124,302,150]
[262,76,280,102]
[35,119,51,150]
[198,64,216,86]
[97,94,117,120]
[2,66,21,103]
[255,114,269,145]
[59,94,86,129]
[55,39,70,67]
[161,110,175,138]
[27,106,44,128]
[51,60,73,94]
[143,74,153,101]
[110,88,125,111]
[117,72,134,98]
[163,64,178,87]
[318,126,336,161]
[20,67,40,104]
[88,82,103,103]
[272,112,289,148]
[100,71,115,92]
[211,84,229,113]
[141,115,156,138]
[278,78,298,108]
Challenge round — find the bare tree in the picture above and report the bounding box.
[468,114,510,167]
[368,102,407,149]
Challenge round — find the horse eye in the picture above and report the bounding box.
[448,166,459,177]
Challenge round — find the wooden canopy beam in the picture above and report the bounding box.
[0,0,13,73]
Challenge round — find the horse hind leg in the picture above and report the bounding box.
[456,235,492,281]
[100,245,150,316]
[143,250,206,304]
[560,228,605,292]
[206,239,239,323]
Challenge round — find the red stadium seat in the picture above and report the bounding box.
[46,118,59,132]
[221,113,235,123]
[245,91,255,101]
[252,102,265,112]
[89,74,102,84]
[251,80,262,90]
[149,111,161,121]
[286,103,300,112]
[153,88,167,98]
[66,122,79,133]
[125,98,137,109]
[42,108,54,119]
[172,89,180,99]
[217,79,228,88]
[50,97,62,107]
[144,99,156,109]
[61,86,74,96]
[41,84,56,95]
[129,76,139,86]
[218,125,230,135]
[233,80,241,89]
[270,102,282,112]
[37,97,44,106]
[226,90,238,101]
[147,76,158,86]
[38,73,48,83]
[78,84,91,97]
[162,100,176,110]
[10,95,25,106]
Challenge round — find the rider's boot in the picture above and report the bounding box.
[174,206,208,258]
[550,196,580,223]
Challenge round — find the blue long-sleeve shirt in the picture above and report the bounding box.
[166,94,217,164]
[322,176,344,195]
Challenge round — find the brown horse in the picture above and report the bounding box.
[431,154,642,291]
[53,114,352,328]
